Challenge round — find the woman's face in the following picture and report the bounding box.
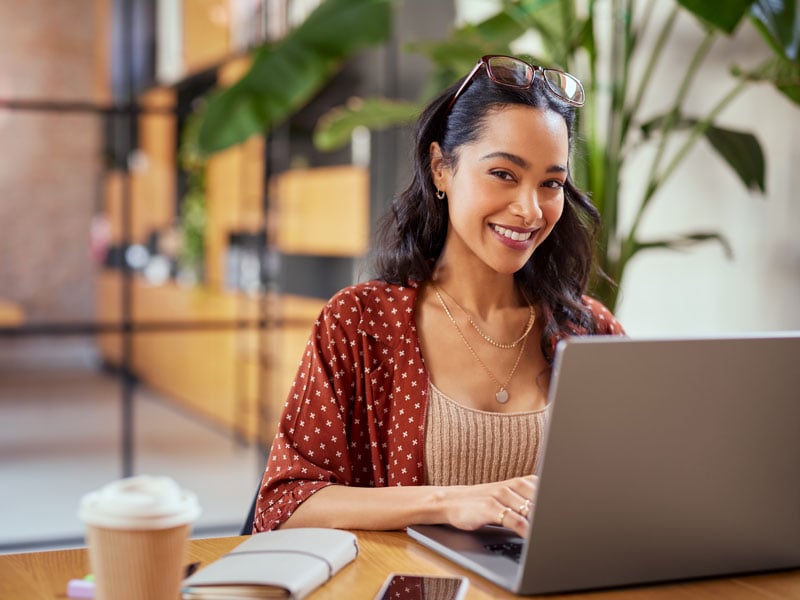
[431,105,569,276]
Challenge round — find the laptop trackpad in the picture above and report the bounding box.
[407,524,522,586]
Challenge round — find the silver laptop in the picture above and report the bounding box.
[408,333,800,595]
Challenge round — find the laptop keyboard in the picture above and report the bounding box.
[485,541,523,563]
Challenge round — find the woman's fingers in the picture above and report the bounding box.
[495,500,528,537]
[495,476,537,516]
[484,476,537,537]
[495,476,538,536]
[444,475,539,538]
[513,474,538,499]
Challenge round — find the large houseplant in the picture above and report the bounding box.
[313,0,800,311]
[196,0,799,311]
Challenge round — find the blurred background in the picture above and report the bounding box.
[0,0,797,553]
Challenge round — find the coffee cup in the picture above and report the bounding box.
[79,475,201,600]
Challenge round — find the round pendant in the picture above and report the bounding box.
[496,389,509,404]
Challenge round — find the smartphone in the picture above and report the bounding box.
[374,573,469,600]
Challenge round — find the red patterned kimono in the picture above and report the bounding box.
[253,280,624,532]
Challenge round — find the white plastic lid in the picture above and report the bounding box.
[79,475,201,530]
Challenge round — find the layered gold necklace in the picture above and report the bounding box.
[432,284,534,404]
[438,285,535,348]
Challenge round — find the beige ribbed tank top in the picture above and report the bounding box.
[424,381,550,486]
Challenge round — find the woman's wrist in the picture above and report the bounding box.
[422,485,458,526]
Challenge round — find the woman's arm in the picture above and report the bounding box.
[255,283,426,532]
[283,475,537,538]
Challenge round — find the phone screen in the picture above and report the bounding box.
[375,574,468,600]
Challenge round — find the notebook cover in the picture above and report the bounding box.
[182,528,358,599]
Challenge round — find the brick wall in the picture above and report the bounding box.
[0,0,101,322]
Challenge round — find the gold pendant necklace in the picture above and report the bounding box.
[438,285,535,349]
[433,285,529,404]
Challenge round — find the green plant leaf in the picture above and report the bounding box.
[407,11,527,70]
[677,0,754,34]
[770,56,800,102]
[703,125,766,193]
[735,55,800,104]
[634,231,734,258]
[313,97,421,151]
[750,0,799,62]
[197,0,392,155]
[406,35,503,94]
[473,2,534,44]
[573,13,595,60]
[520,0,577,67]
[638,112,685,139]
[639,113,765,193]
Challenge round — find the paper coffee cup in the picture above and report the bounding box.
[79,475,201,600]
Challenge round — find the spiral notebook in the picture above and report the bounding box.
[182,528,358,599]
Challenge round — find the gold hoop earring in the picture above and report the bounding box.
[436,189,446,200]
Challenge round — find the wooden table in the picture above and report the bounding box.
[1,531,799,599]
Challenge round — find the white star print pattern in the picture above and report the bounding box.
[252,281,625,532]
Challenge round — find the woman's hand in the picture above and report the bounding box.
[440,475,538,538]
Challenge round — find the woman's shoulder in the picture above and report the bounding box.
[322,279,420,340]
[326,279,420,310]
[581,295,625,335]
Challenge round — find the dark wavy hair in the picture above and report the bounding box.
[373,64,603,363]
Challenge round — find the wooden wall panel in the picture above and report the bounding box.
[183,0,231,74]
[130,87,177,241]
[94,272,324,442]
[272,165,370,256]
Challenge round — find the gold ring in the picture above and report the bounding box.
[519,499,531,517]
[498,507,510,525]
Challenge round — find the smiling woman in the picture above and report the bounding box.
[250,55,624,541]
[430,106,568,278]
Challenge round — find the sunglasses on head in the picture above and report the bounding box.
[446,55,585,113]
